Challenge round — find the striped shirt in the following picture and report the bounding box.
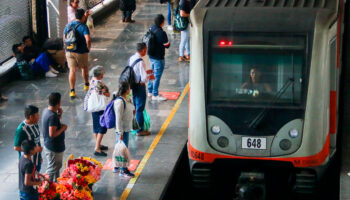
[14,121,42,168]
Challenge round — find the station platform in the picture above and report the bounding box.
[0,0,189,199]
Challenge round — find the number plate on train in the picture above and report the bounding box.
[242,137,266,149]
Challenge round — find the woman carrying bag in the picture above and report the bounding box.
[113,82,135,177]
[85,66,110,156]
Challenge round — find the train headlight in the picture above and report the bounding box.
[289,129,299,138]
[217,136,229,148]
[279,139,292,151]
[211,125,221,135]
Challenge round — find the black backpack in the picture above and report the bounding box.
[142,28,158,56]
[64,23,82,52]
[119,58,143,90]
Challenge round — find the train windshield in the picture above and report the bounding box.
[209,34,307,107]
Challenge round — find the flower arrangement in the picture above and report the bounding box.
[39,155,102,200]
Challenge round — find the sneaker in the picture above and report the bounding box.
[84,84,89,91]
[167,26,173,31]
[45,71,57,78]
[147,93,152,97]
[50,68,59,74]
[125,19,135,23]
[100,145,108,150]
[113,167,120,173]
[120,169,135,178]
[152,95,167,101]
[69,91,76,99]
[136,131,151,136]
[94,151,107,157]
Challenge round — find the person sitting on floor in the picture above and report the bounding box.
[12,43,58,78]
[22,36,40,61]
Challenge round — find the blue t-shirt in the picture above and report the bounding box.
[63,21,90,54]
[41,108,65,153]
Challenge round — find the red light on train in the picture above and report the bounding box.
[219,40,233,46]
[219,41,226,46]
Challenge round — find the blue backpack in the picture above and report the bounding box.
[99,97,126,129]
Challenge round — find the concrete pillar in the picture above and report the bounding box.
[46,0,68,38]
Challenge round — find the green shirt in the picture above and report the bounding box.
[14,121,42,168]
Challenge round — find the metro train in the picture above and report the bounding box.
[187,0,344,197]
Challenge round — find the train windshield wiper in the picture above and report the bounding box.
[248,78,295,129]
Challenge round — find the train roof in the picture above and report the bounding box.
[197,0,337,10]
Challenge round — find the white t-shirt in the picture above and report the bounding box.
[67,6,76,23]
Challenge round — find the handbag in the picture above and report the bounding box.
[84,89,107,112]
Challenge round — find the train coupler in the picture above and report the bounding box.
[236,172,266,200]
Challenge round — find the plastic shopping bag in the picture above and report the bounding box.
[143,110,151,131]
[112,141,131,168]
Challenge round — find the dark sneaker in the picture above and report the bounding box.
[94,151,107,157]
[100,145,108,150]
[120,169,135,178]
[113,167,120,173]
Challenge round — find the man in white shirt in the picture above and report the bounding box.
[129,43,151,136]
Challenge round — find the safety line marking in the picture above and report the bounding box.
[120,82,189,199]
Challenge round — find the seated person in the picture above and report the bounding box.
[23,36,40,61]
[12,44,58,78]
[241,68,272,93]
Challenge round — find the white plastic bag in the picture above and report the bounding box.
[113,141,131,168]
[84,90,107,112]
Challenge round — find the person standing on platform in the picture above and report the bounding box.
[178,0,192,62]
[129,43,151,136]
[148,14,170,101]
[42,93,67,182]
[168,0,179,31]
[18,140,43,200]
[120,0,136,23]
[89,66,110,156]
[113,82,135,177]
[14,105,43,172]
[64,8,91,99]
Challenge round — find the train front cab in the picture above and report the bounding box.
[187,0,342,197]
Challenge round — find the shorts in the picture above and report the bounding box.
[66,52,88,68]
[92,111,107,134]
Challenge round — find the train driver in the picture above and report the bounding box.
[241,68,272,93]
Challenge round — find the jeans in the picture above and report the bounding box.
[45,149,63,182]
[116,132,129,148]
[31,52,51,74]
[179,28,190,57]
[133,84,146,133]
[167,2,171,25]
[122,10,132,20]
[19,191,39,200]
[148,58,165,97]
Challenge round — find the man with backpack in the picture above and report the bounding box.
[146,14,170,101]
[129,43,151,136]
[64,8,91,99]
